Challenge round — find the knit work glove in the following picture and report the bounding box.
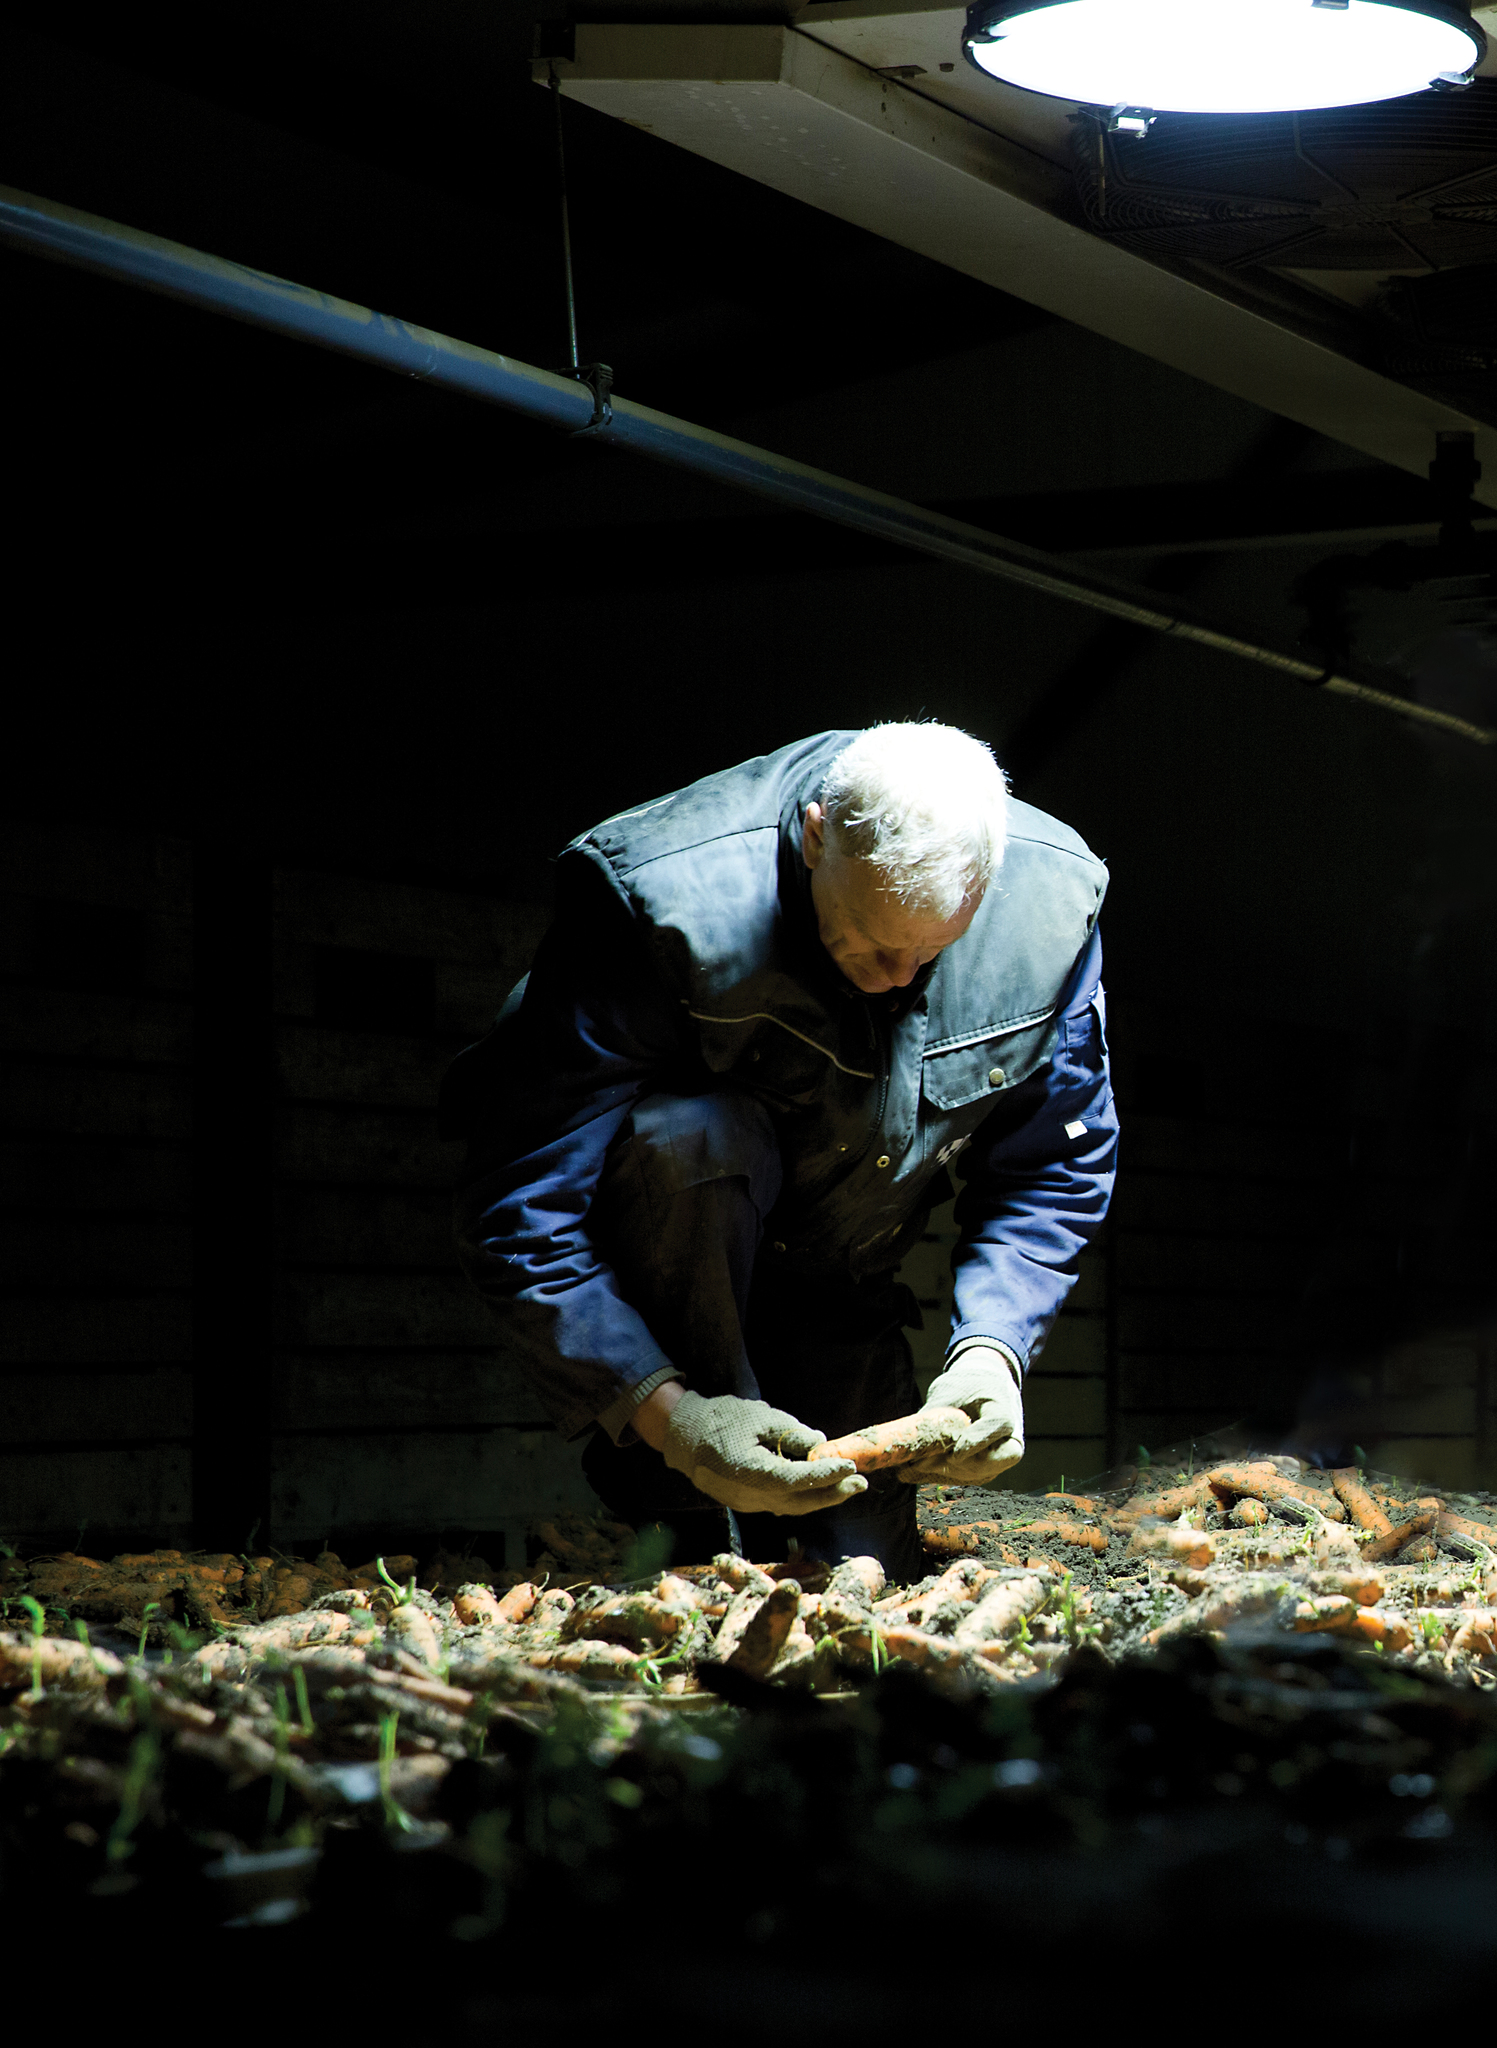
[897,1346,1025,1485]
[661,1391,868,1517]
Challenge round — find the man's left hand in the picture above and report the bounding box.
[897,1346,1025,1485]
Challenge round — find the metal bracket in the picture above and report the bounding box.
[1105,104,1155,138]
[569,361,615,436]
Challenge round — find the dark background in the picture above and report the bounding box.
[2,9,1495,1557]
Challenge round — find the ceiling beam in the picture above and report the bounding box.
[545,24,1497,508]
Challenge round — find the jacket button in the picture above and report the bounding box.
[876,1155,891,1169]
[773,1240,786,1252]
[988,1067,1005,1088]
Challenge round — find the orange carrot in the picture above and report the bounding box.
[923,1516,1106,1556]
[951,1573,1050,1645]
[1438,1510,1497,1549]
[711,1555,776,1595]
[1345,1608,1412,1653]
[1361,1513,1435,1563]
[1283,1593,1359,1634]
[454,1587,507,1627]
[1113,1475,1217,1524]
[495,1581,539,1624]
[1145,1573,1288,1645]
[1044,1493,1097,1513]
[541,1640,642,1677]
[1451,1612,1497,1659]
[898,1559,1000,1627]
[727,1581,801,1679]
[1330,1469,1392,1537]
[1307,1566,1384,1607]
[0,1631,123,1692]
[808,1406,970,1473]
[1206,1463,1347,1521]
[827,1556,886,1603]
[1128,1524,1215,1569]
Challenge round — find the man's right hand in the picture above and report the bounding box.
[657,1389,867,1517]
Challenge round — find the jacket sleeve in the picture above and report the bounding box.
[945,926,1117,1375]
[451,851,695,1440]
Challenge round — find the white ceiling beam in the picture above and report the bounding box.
[543,24,1497,506]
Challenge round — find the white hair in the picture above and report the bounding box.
[819,722,1008,921]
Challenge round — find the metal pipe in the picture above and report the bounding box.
[1,181,1490,747]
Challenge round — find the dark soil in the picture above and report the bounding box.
[8,1631,1493,2032]
[916,1484,1125,1586]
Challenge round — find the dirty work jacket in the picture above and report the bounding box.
[446,731,1118,1442]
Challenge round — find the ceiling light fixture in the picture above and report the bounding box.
[963,0,1485,115]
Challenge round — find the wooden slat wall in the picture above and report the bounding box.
[0,823,195,1547]
[6,825,1492,1548]
[269,869,592,1549]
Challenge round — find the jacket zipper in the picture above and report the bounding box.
[850,1003,889,1170]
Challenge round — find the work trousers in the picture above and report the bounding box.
[581,1088,928,1580]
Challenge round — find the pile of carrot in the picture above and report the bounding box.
[2,1454,1494,1757]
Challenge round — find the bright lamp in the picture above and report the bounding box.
[962,0,1485,114]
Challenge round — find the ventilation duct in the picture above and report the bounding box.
[1374,260,1497,399]
[1071,79,1497,270]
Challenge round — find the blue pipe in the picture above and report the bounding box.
[0,181,1488,744]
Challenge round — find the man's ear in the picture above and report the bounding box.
[802,801,826,870]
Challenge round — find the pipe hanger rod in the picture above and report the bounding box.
[1,181,1489,746]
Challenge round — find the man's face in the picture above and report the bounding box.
[802,802,981,996]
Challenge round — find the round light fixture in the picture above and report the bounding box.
[963,0,1485,114]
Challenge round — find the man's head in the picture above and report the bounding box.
[802,722,1008,995]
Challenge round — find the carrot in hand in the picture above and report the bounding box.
[808,1407,970,1473]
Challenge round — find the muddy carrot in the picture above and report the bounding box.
[1146,1573,1289,1645]
[1345,1608,1412,1653]
[1361,1513,1435,1562]
[1022,1518,1109,1554]
[495,1581,538,1624]
[952,1573,1050,1645]
[454,1587,508,1627]
[1128,1524,1216,1569]
[529,1588,576,1634]
[1044,1493,1098,1513]
[568,1592,687,1648]
[900,1560,999,1628]
[1206,1464,1347,1521]
[1283,1593,1359,1633]
[728,1582,801,1679]
[882,1627,967,1669]
[1451,1612,1497,1658]
[1113,1475,1217,1523]
[0,1631,123,1691]
[711,1555,776,1595]
[1437,1510,1497,1549]
[541,1640,642,1676]
[808,1407,970,1473]
[1307,1567,1384,1606]
[827,1556,886,1603]
[1330,1469,1393,1537]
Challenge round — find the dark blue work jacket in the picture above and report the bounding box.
[447,732,1118,1440]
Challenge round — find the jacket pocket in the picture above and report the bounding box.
[921,1013,1061,1110]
